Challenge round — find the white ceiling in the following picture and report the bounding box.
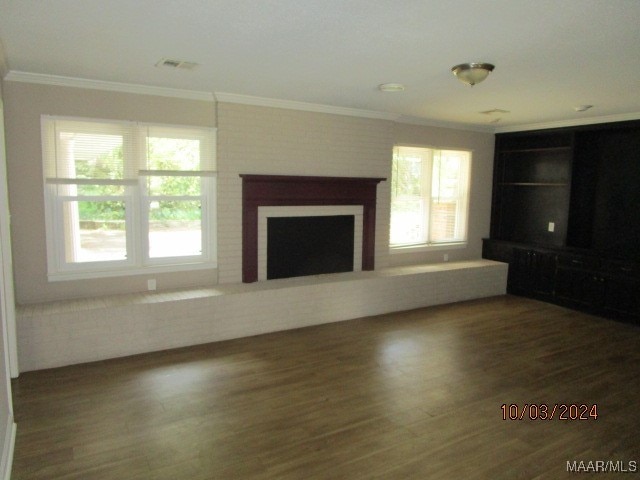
[1,0,639,131]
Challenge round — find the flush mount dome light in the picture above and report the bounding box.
[451,62,495,86]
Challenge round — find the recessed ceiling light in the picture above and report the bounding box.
[574,105,593,112]
[378,83,405,92]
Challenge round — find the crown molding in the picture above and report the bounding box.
[214,92,400,121]
[2,72,489,130]
[395,114,496,133]
[8,71,635,134]
[495,112,640,133]
[3,71,215,102]
[215,92,500,132]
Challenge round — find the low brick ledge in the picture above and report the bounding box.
[17,260,505,316]
[16,259,508,372]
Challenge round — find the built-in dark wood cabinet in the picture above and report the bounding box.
[554,254,606,309]
[484,120,640,325]
[509,248,557,297]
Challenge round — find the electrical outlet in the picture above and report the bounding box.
[443,253,449,262]
[548,222,555,232]
[147,279,157,291]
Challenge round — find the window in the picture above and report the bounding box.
[41,116,216,279]
[390,146,470,248]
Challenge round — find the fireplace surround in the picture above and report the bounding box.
[240,174,385,283]
[258,205,364,281]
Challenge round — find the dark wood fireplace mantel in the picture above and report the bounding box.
[240,174,386,283]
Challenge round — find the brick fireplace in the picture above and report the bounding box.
[240,175,385,283]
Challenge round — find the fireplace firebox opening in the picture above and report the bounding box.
[267,215,354,280]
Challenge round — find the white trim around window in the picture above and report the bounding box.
[389,145,471,252]
[41,116,217,281]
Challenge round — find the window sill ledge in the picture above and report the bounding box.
[48,261,217,282]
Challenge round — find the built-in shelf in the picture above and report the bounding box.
[492,131,574,246]
[485,119,640,324]
[500,146,572,154]
[499,182,569,187]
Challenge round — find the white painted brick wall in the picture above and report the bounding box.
[16,260,508,372]
[216,103,394,283]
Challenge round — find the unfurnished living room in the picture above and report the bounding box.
[0,1,639,479]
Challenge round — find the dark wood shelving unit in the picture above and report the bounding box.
[498,183,569,186]
[499,146,572,152]
[484,121,640,324]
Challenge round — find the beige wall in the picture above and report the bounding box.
[3,81,217,303]
[217,103,495,282]
[391,122,495,266]
[3,81,495,304]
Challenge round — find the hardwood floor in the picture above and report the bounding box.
[11,295,640,479]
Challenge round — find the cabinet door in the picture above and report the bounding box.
[604,276,640,319]
[590,128,640,260]
[555,267,593,305]
[508,248,532,294]
[555,267,578,302]
[555,268,605,308]
[531,251,557,295]
[583,274,607,308]
[508,248,556,296]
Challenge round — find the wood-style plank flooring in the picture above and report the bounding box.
[11,295,640,479]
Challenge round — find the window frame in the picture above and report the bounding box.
[139,171,216,266]
[389,145,471,252]
[41,115,217,281]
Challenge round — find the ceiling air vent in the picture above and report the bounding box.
[155,58,199,70]
[479,108,510,124]
[479,108,510,115]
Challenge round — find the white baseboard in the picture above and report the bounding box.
[0,416,15,480]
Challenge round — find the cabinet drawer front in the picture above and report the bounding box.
[557,254,600,271]
[605,260,640,278]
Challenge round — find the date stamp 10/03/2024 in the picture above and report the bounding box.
[501,403,598,421]
[502,404,638,474]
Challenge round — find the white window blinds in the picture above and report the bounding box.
[41,115,217,278]
[390,145,470,247]
[42,117,216,184]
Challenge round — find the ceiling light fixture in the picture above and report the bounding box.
[574,105,593,112]
[378,83,405,92]
[451,62,495,86]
